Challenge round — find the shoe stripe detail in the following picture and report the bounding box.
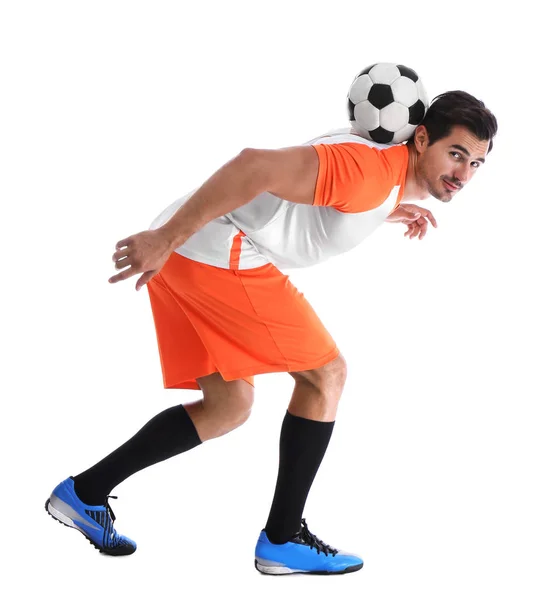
[50,496,101,531]
[81,504,121,548]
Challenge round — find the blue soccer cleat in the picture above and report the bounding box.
[45,477,136,556]
[255,518,363,575]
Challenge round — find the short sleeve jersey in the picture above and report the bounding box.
[149,128,408,270]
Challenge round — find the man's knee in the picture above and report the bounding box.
[225,388,254,430]
[197,373,255,435]
[290,353,347,397]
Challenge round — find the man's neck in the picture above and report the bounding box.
[403,144,429,202]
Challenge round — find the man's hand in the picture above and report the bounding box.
[109,229,174,291]
[385,203,437,240]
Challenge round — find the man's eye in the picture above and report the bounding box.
[450,152,461,159]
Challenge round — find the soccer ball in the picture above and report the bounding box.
[347,63,429,144]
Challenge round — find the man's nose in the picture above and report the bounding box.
[454,164,472,185]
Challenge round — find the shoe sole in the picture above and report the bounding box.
[44,498,135,556]
[254,559,363,576]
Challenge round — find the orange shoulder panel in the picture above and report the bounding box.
[312,143,408,213]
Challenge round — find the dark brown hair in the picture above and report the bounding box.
[409,90,498,153]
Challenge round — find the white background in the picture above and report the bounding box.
[1,1,547,598]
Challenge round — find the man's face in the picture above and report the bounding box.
[415,125,489,202]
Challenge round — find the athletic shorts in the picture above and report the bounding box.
[146,252,339,390]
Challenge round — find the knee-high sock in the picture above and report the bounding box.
[264,410,335,544]
[72,404,201,505]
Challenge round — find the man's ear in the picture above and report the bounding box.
[413,125,429,154]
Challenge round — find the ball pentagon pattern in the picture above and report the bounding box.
[347,63,429,144]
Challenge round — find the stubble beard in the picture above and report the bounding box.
[430,180,452,203]
[417,161,451,203]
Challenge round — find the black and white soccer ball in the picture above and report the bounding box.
[347,63,429,144]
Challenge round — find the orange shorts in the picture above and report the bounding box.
[146,252,339,390]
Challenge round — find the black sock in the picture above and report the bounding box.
[264,410,335,544]
[72,404,202,505]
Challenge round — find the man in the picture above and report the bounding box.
[45,90,497,575]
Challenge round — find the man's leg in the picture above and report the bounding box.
[46,373,254,555]
[255,353,362,574]
[72,373,254,505]
[264,353,347,543]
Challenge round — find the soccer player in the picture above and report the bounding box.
[45,90,497,575]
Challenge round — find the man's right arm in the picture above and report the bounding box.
[160,146,319,250]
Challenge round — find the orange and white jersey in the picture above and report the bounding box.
[149,128,408,270]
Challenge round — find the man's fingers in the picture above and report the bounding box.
[109,267,137,284]
[415,208,437,228]
[114,257,131,270]
[116,237,133,250]
[112,248,130,261]
[135,270,158,291]
[402,212,435,239]
[405,224,415,238]
[418,218,428,239]
[424,210,438,228]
